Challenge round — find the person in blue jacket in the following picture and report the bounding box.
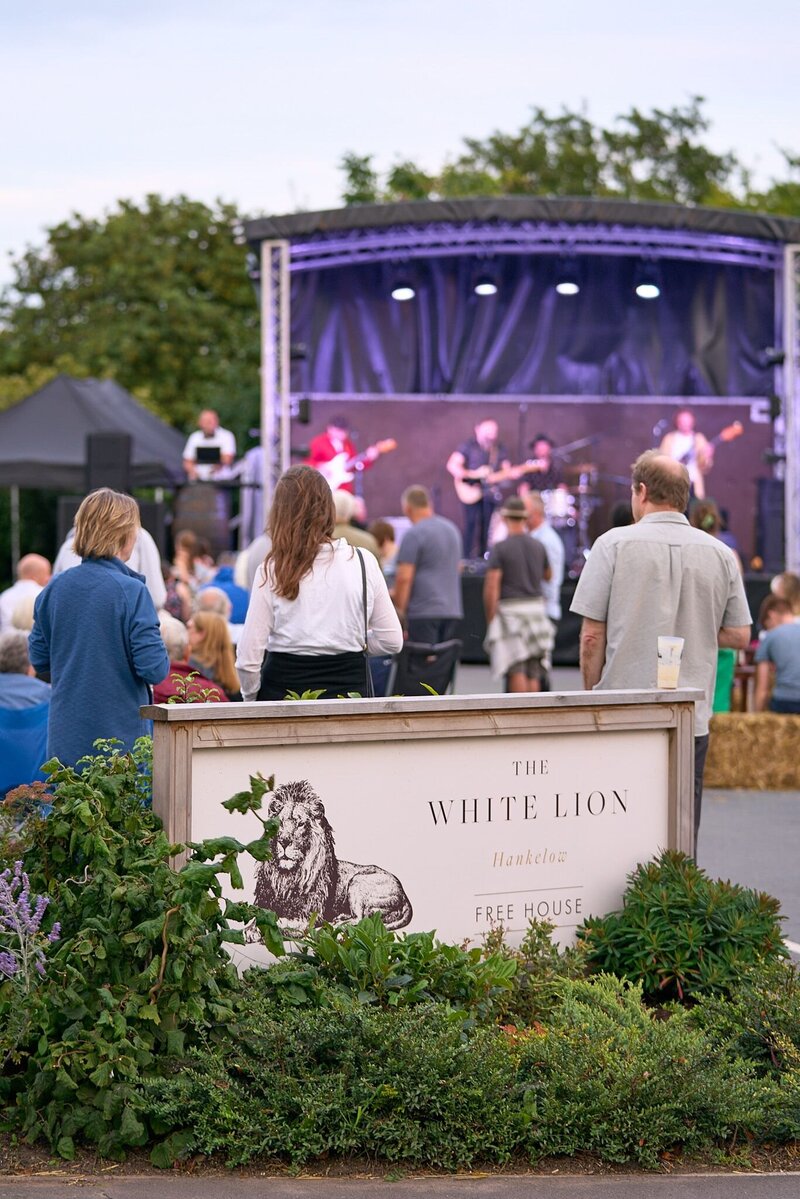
[29,488,170,769]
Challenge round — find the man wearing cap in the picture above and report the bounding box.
[306,415,379,495]
[483,496,553,692]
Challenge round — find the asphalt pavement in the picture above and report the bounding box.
[2,1170,800,1198]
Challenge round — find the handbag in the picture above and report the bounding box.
[356,549,376,698]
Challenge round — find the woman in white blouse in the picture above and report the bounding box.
[236,466,403,700]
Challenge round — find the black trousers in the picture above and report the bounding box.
[258,650,369,701]
[406,618,461,645]
[694,733,710,840]
[462,497,495,559]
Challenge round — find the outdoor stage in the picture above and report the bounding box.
[244,195,800,571]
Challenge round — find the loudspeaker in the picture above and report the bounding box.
[138,501,168,558]
[86,433,132,493]
[57,497,82,550]
[756,478,784,574]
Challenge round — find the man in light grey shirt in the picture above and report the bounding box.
[570,451,751,839]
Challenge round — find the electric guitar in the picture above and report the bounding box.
[318,439,397,490]
[454,459,548,506]
[677,421,744,470]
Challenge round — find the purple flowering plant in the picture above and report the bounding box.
[0,860,60,992]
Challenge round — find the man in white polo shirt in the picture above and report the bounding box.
[570,451,751,841]
[183,409,237,481]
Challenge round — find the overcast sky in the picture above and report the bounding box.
[2,0,799,286]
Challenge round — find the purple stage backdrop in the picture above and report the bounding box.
[290,256,773,400]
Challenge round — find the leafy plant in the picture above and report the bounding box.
[282,912,516,1022]
[165,670,223,703]
[0,740,282,1163]
[482,918,588,1026]
[577,850,787,1002]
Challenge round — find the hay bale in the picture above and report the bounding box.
[706,714,800,789]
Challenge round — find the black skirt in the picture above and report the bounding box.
[257,650,369,701]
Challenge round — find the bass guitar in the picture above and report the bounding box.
[317,439,397,490]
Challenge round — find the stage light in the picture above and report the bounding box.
[635,263,661,300]
[555,279,580,296]
[474,275,498,296]
[635,280,661,300]
[554,257,580,296]
[391,282,415,301]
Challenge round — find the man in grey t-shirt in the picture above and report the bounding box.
[570,451,751,840]
[394,486,463,644]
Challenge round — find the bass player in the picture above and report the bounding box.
[446,418,511,559]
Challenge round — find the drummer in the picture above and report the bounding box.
[518,435,567,495]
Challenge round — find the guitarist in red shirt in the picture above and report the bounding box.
[306,415,396,495]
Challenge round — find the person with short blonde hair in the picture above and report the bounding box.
[73,488,140,560]
[28,488,169,768]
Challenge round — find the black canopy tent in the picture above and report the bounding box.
[0,374,186,490]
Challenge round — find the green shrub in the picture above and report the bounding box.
[577,850,786,1002]
[514,974,767,1167]
[691,959,800,1076]
[689,960,800,1144]
[143,1002,521,1168]
[0,743,282,1162]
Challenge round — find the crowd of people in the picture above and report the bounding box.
[2,404,798,847]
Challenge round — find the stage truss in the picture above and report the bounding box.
[784,245,800,571]
[259,239,290,523]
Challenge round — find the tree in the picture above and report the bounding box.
[0,195,261,439]
[339,97,800,215]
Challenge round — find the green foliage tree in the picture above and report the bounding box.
[340,97,800,218]
[0,195,260,438]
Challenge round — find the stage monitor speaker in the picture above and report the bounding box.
[756,478,784,574]
[86,432,132,493]
[57,497,82,551]
[138,500,168,558]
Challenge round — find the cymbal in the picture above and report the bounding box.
[565,462,598,475]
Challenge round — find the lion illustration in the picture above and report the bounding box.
[253,780,412,930]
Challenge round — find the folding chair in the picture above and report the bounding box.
[387,639,463,697]
[0,701,50,798]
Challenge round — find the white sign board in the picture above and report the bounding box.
[147,692,695,963]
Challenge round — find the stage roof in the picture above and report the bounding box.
[245,195,800,247]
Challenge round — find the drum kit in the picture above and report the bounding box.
[487,433,627,575]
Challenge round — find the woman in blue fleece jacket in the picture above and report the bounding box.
[29,489,170,769]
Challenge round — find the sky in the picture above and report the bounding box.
[2,0,799,287]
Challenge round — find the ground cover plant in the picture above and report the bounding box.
[2,745,800,1170]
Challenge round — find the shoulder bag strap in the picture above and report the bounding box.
[355,549,375,697]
